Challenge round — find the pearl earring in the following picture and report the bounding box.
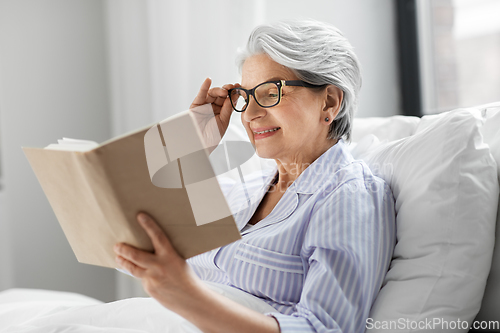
[325,117,329,122]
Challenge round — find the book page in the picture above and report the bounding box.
[44,137,99,152]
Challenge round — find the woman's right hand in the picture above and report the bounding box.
[189,78,240,150]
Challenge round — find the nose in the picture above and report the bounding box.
[242,95,267,123]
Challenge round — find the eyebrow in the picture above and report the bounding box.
[267,76,282,82]
[241,76,283,89]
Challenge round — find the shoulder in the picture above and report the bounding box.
[313,158,395,226]
[310,141,393,206]
[303,149,396,248]
[334,159,393,202]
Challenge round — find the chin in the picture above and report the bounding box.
[255,146,279,160]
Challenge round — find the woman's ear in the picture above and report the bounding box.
[323,85,343,121]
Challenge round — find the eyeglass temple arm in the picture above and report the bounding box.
[282,80,325,88]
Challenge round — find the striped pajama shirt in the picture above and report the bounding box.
[187,139,396,333]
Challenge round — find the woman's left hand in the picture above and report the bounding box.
[114,212,202,311]
[114,212,280,333]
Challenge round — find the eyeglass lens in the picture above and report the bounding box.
[230,82,280,111]
[231,90,248,111]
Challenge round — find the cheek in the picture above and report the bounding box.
[279,105,314,130]
[294,101,322,126]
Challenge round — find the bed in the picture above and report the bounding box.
[1,102,499,333]
[0,282,276,333]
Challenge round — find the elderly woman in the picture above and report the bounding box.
[114,20,396,333]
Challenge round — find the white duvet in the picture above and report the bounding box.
[0,282,276,333]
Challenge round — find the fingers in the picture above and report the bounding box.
[192,78,240,108]
[191,77,212,107]
[207,87,229,106]
[114,243,154,267]
[137,212,176,256]
[218,93,235,124]
[209,84,241,110]
[223,83,241,90]
[115,255,147,278]
[113,212,180,277]
[210,84,239,97]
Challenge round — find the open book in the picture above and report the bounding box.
[23,110,241,268]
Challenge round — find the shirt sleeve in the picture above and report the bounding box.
[266,179,396,333]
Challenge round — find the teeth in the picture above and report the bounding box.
[255,127,280,134]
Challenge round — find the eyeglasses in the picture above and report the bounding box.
[228,80,324,112]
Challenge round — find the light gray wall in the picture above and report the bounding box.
[0,192,12,290]
[263,0,400,118]
[0,0,115,301]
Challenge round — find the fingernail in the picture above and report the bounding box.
[138,213,148,224]
[114,244,120,253]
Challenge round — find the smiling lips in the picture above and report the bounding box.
[252,127,281,140]
[253,127,280,134]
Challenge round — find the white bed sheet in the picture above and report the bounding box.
[0,282,276,333]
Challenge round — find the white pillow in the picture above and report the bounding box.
[350,115,420,143]
[353,109,499,332]
[469,104,500,323]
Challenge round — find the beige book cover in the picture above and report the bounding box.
[23,110,241,269]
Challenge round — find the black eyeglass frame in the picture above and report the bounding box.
[228,80,325,112]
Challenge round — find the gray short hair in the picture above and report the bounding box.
[236,19,362,142]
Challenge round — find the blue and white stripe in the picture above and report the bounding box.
[187,140,396,333]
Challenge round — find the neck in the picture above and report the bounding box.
[272,138,338,192]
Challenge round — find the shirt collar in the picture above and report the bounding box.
[290,139,354,194]
[236,139,353,216]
